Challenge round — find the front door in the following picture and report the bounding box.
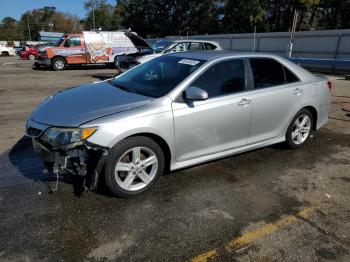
[172,59,252,162]
[63,36,86,64]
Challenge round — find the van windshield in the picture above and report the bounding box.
[54,37,66,47]
[110,55,205,98]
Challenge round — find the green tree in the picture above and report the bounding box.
[84,0,115,30]
[0,17,24,40]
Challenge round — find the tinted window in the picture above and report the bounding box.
[65,36,81,47]
[191,59,245,98]
[111,56,205,98]
[188,42,201,50]
[284,66,299,83]
[204,43,216,50]
[250,58,285,89]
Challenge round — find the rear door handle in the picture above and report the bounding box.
[292,88,303,96]
[238,98,252,106]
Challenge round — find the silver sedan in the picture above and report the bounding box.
[26,51,331,197]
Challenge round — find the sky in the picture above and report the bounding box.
[0,0,116,21]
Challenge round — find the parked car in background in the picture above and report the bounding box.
[133,40,223,65]
[151,39,173,53]
[19,46,40,60]
[26,52,330,197]
[34,30,152,71]
[0,45,16,56]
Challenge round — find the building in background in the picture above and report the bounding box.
[39,31,64,43]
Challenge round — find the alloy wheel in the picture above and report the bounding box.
[291,114,311,145]
[114,146,158,191]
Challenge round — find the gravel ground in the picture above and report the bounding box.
[0,56,349,262]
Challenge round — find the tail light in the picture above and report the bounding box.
[327,80,332,91]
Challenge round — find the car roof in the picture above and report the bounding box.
[167,50,284,60]
[166,51,315,81]
[173,39,219,45]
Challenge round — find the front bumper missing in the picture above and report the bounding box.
[32,138,108,192]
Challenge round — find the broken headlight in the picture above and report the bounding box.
[42,127,97,147]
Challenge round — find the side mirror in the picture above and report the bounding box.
[184,86,208,101]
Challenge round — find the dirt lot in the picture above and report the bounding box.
[0,56,349,262]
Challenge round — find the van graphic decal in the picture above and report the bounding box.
[53,48,86,56]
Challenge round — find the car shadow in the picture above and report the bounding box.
[6,136,91,196]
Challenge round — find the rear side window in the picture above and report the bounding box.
[284,66,299,83]
[188,42,201,50]
[250,58,285,88]
[191,59,245,98]
[204,43,216,50]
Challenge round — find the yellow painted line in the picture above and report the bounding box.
[191,207,314,262]
[191,249,219,262]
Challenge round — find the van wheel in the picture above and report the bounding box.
[52,57,66,71]
[285,109,313,149]
[104,136,164,198]
[113,57,119,69]
[1,51,9,56]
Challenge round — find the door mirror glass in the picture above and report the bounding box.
[184,86,208,101]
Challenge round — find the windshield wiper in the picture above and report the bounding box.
[109,81,135,93]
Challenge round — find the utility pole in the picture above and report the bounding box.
[92,8,95,29]
[253,25,257,52]
[27,15,32,41]
[288,10,299,58]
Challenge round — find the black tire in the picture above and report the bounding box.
[104,136,165,198]
[285,109,313,149]
[113,56,119,69]
[1,51,9,56]
[51,57,66,71]
[28,54,36,60]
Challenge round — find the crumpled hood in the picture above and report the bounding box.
[31,81,152,127]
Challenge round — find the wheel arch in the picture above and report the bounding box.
[52,55,67,63]
[302,105,318,131]
[126,132,172,173]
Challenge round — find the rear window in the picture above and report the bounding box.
[126,33,151,50]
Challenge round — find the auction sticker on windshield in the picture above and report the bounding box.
[178,59,200,66]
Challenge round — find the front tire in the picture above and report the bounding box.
[52,57,66,71]
[285,109,313,149]
[104,136,165,198]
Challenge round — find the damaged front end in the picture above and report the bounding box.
[26,119,108,192]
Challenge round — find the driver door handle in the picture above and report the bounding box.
[238,98,252,106]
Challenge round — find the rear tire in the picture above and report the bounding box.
[52,57,66,71]
[285,109,313,149]
[1,51,9,56]
[104,136,165,198]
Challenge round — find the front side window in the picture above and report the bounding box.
[111,56,205,98]
[250,58,296,89]
[65,36,81,47]
[190,59,246,98]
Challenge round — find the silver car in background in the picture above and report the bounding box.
[26,51,331,197]
[136,40,223,64]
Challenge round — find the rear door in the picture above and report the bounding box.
[247,58,304,144]
[172,59,253,161]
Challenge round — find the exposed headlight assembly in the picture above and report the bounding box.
[42,127,97,147]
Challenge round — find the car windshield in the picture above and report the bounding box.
[54,36,66,47]
[110,55,205,98]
